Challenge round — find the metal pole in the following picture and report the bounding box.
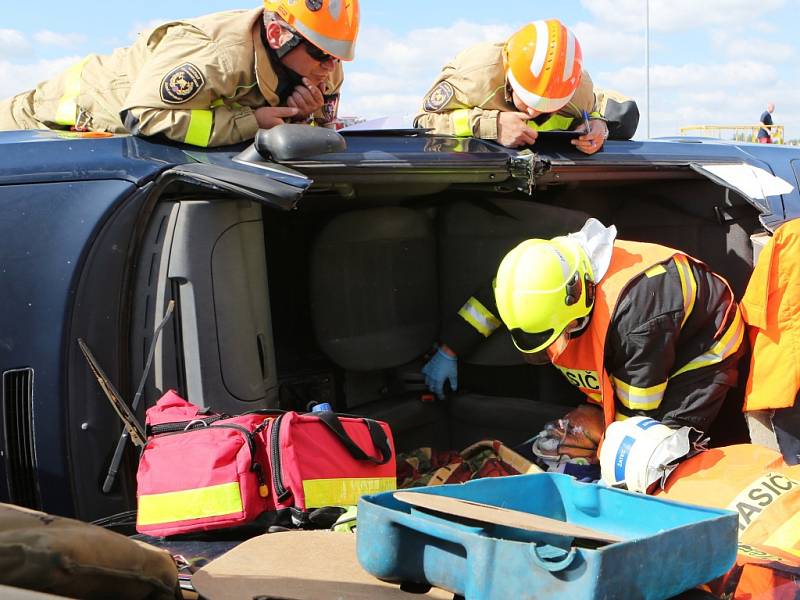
[645,0,651,138]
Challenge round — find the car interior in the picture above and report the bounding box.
[131,166,764,458]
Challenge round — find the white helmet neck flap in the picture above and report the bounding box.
[600,417,707,493]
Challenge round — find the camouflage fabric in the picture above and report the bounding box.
[397,440,542,489]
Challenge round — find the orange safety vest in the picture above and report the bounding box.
[547,240,685,427]
[659,444,800,566]
[741,219,800,411]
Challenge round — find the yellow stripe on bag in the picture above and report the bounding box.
[303,477,396,508]
[137,482,243,525]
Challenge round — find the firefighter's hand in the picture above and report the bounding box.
[421,345,458,399]
[497,112,539,148]
[572,119,608,154]
[539,404,604,460]
[286,78,325,119]
[255,106,300,129]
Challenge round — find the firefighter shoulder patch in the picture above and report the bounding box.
[423,81,455,112]
[160,63,205,104]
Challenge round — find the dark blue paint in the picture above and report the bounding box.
[0,179,136,515]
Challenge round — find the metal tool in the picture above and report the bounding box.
[100,300,176,492]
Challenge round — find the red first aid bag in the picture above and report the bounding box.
[136,392,278,537]
[135,391,396,537]
[266,411,396,512]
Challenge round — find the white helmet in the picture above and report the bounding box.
[600,417,706,493]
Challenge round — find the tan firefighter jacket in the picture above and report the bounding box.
[414,41,625,139]
[0,9,343,147]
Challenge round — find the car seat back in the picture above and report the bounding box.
[310,207,438,371]
[438,198,590,365]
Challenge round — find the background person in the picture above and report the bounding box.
[414,19,639,152]
[0,0,359,147]
[757,102,775,143]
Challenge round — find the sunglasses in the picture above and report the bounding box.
[304,41,336,63]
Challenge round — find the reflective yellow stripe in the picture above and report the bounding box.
[673,256,697,328]
[54,57,90,126]
[452,109,472,137]
[612,376,668,411]
[302,477,396,508]
[586,391,602,404]
[589,111,603,119]
[672,306,745,377]
[185,109,213,147]
[644,264,666,277]
[527,114,575,132]
[137,482,243,525]
[210,98,225,108]
[764,511,800,558]
[458,297,502,337]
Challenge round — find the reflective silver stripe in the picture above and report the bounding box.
[292,20,355,60]
[672,306,745,378]
[457,297,501,338]
[612,376,668,411]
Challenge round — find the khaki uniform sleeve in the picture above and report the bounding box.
[413,56,504,139]
[122,25,258,147]
[415,106,500,139]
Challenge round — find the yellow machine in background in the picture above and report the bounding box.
[679,124,784,144]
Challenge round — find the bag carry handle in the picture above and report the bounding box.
[314,412,392,465]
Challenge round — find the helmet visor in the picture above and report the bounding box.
[510,327,555,354]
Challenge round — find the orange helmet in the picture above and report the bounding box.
[264,0,360,61]
[503,19,583,113]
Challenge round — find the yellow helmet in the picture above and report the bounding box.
[264,0,360,61]
[494,237,595,354]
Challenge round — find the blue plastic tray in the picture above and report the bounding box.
[357,473,737,600]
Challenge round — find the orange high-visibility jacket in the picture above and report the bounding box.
[741,219,800,411]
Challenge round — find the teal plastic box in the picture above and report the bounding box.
[357,473,737,600]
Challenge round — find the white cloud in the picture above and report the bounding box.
[710,30,795,62]
[0,56,80,99]
[599,60,778,93]
[32,31,87,48]
[355,21,514,78]
[571,22,644,65]
[345,21,516,119]
[593,59,800,140]
[580,0,785,33]
[127,19,167,42]
[0,29,32,59]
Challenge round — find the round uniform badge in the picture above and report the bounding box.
[423,81,455,113]
[160,63,206,104]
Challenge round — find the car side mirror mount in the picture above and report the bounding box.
[255,123,347,162]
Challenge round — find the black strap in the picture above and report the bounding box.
[314,412,393,465]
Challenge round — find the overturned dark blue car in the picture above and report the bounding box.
[0,124,798,522]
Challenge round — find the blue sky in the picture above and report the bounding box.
[1,0,798,139]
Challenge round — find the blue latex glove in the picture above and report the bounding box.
[421,348,458,399]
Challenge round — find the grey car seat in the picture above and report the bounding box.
[309,206,449,452]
